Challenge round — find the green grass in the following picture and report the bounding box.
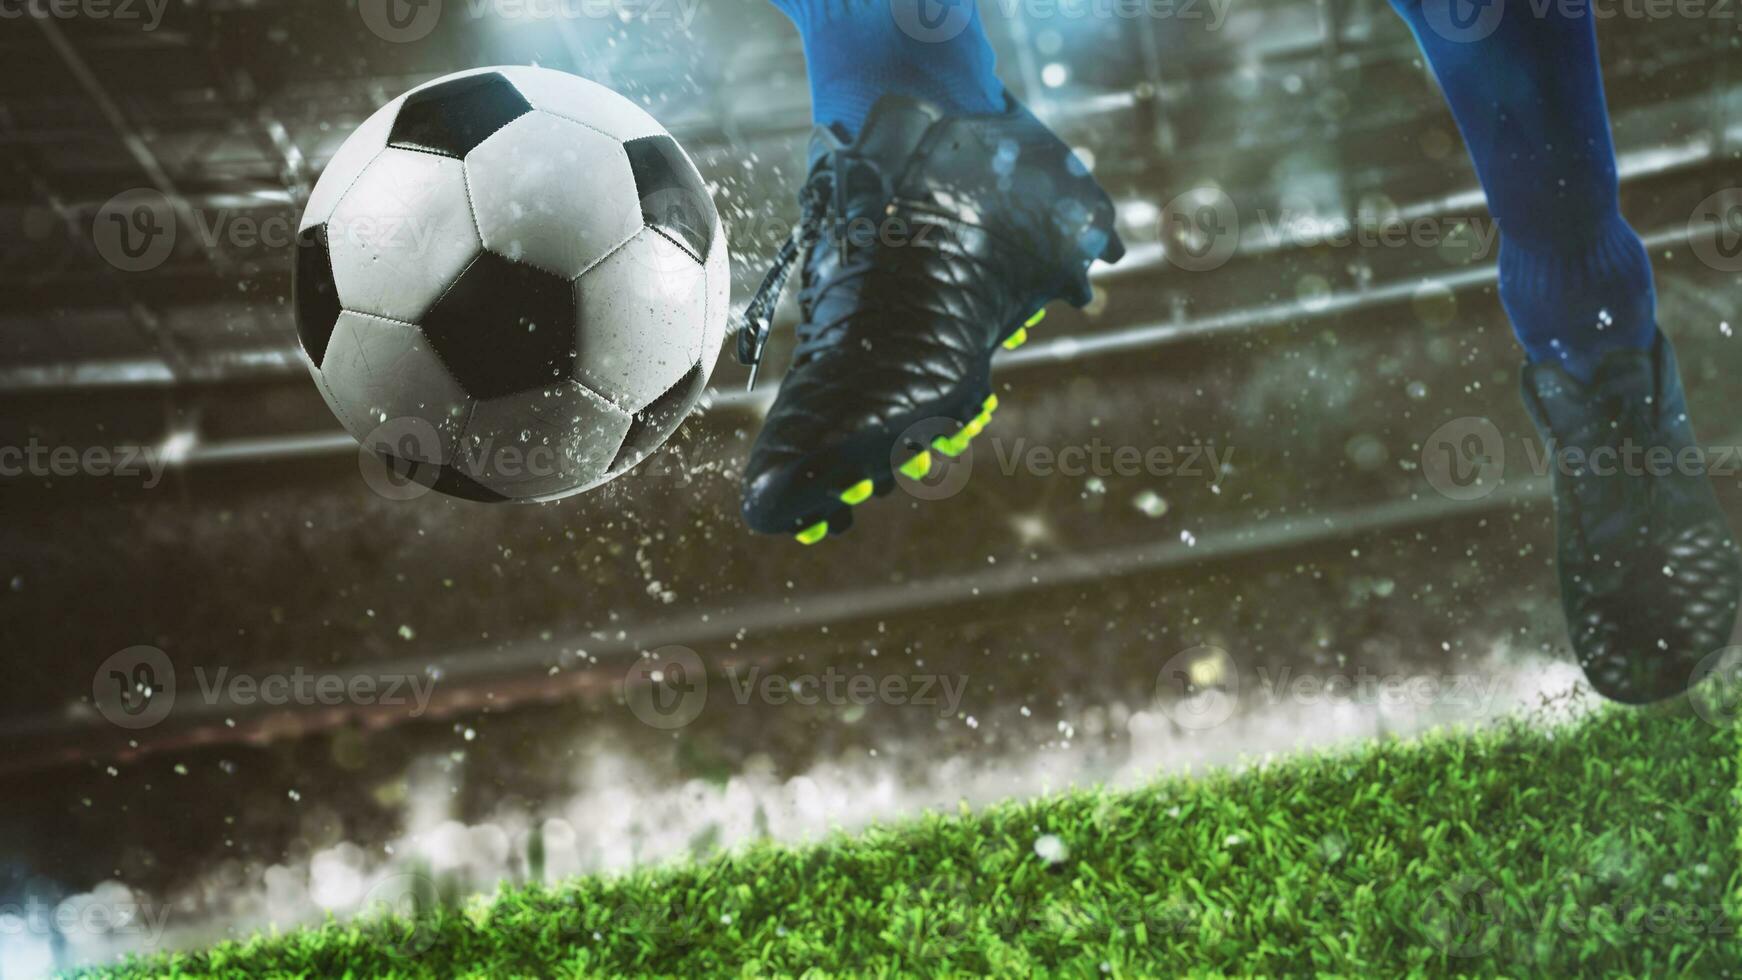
[90,705,1740,978]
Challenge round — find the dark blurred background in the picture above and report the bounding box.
[2,0,1741,972]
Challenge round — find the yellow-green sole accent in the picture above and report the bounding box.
[931,394,1003,459]
[899,451,933,479]
[797,394,1004,543]
[1004,308,1045,350]
[839,479,874,506]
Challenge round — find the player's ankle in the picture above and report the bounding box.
[1499,216,1656,382]
[773,0,1005,140]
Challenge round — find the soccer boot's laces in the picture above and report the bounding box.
[735,168,838,390]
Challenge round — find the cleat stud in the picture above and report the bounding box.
[1024,308,1048,328]
[1002,327,1028,351]
[795,521,829,545]
[983,394,999,413]
[960,420,984,441]
[900,451,933,479]
[932,435,964,458]
[840,479,874,506]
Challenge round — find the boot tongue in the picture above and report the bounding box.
[805,123,848,170]
[1593,350,1655,408]
[851,97,944,167]
[806,96,943,172]
[802,98,953,230]
[1523,345,1656,445]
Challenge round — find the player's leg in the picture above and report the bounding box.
[1387,0,1740,700]
[767,0,1003,139]
[1388,0,1651,378]
[738,0,1123,543]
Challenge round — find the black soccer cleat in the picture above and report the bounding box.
[736,94,1124,543]
[1522,331,1742,703]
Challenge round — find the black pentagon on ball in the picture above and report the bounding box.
[609,362,703,474]
[376,451,510,503]
[294,224,342,366]
[420,252,577,400]
[624,135,715,261]
[388,72,532,159]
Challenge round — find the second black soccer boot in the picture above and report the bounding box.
[1521,331,1742,702]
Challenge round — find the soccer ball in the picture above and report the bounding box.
[294,66,727,502]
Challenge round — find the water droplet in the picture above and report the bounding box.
[1034,834,1069,864]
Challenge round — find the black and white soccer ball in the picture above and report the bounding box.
[294,66,726,502]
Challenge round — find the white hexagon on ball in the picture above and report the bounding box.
[466,111,641,280]
[326,149,481,324]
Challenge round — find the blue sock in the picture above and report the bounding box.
[771,0,1006,139]
[1387,0,1655,380]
